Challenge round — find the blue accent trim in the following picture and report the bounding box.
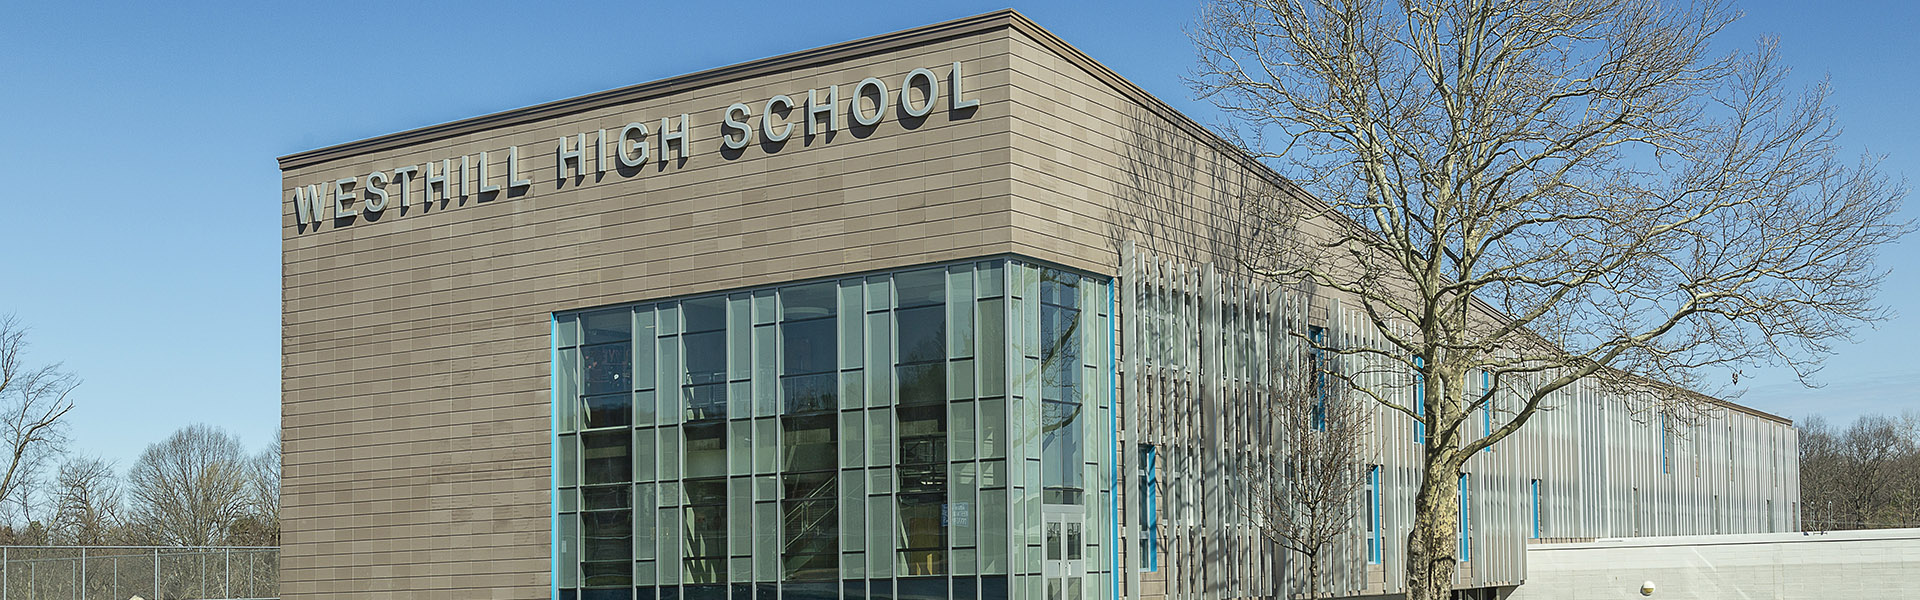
[549,316,561,600]
[1107,278,1121,600]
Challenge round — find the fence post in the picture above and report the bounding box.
[78,549,85,600]
[151,549,157,600]
[223,549,229,600]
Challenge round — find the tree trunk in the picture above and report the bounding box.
[1406,451,1462,600]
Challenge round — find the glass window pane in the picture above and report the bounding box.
[754,419,779,474]
[730,295,752,380]
[782,318,837,377]
[980,489,1007,574]
[866,313,892,408]
[582,430,632,485]
[865,275,891,310]
[585,310,631,345]
[977,298,1005,397]
[841,411,865,467]
[979,398,1006,460]
[585,394,631,429]
[753,326,778,417]
[895,268,944,308]
[685,296,727,333]
[658,303,680,336]
[658,337,681,425]
[559,348,581,433]
[559,513,580,587]
[659,426,681,480]
[584,511,634,563]
[755,502,780,580]
[977,262,1004,298]
[585,343,632,396]
[558,314,581,348]
[783,414,837,473]
[840,370,865,411]
[782,282,837,321]
[753,289,778,325]
[635,484,657,559]
[583,485,630,511]
[950,266,975,358]
[950,358,975,400]
[868,407,892,467]
[840,280,865,368]
[866,495,893,575]
[731,421,753,475]
[841,474,866,551]
[684,331,728,421]
[897,362,946,407]
[952,401,976,462]
[558,433,578,488]
[896,306,946,365]
[686,423,728,479]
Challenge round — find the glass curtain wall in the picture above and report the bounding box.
[556,259,1110,600]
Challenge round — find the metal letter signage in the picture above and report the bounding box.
[290,62,984,232]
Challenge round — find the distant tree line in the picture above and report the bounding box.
[1,315,278,548]
[1800,411,1920,530]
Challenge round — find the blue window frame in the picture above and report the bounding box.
[1413,357,1426,444]
[1366,465,1382,564]
[1530,479,1541,539]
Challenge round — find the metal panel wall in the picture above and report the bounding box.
[1116,246,1800,600]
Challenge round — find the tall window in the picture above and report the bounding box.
[1660,412,1672,475]
[1040,271,1084,504]
[1529,479,1542,539]
[894,268,948,575]
[1457,474,1470,562]
[1366,465,1382,564]
[1308,326,1327,430]
[1412,357,1426,444]
[1480,370,1492,452]
[781,282,838,582]
[1138,444,1158,572]
[682,297,730,594]
[579,310,634,594]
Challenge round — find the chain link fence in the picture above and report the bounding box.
[0,547,276,600]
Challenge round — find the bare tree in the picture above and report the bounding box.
[49,456,120,545]
[229,434,281,546]
[1247,339,1370,599]
[1800,412,1920,530]
[1190,1,1910,597]
[0,315,79,527]
[126,424,251,546]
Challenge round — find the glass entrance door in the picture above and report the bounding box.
[1043,508,1085,600]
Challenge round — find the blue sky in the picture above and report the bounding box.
[0,1,1913,469]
